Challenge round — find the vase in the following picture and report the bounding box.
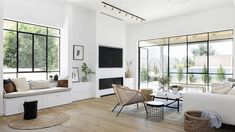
[81,76,88,82]
[125,70,132,78]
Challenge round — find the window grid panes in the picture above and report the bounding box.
[3,19,60,80]
[139,30,233,91]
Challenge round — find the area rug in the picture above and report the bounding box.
[112,101,183,125]
[8,109,70,130]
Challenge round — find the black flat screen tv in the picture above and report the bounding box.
[99,46,123,68]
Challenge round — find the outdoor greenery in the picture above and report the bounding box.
[3,21,59,72]
[140,36,232,88]
[191,45,215,56]
[201,64,211,84]
[140,67,148,81]
[176,65,184,83]
[216,65,226,82]
[189,74,196,83]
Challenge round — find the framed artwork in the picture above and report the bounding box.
[72,67,79,82]
[73,45,84,60]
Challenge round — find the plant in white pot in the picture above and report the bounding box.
[81,63,95,82]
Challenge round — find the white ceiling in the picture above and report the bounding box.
[52,0,234,24]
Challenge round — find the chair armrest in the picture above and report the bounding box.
[116,87,145,105]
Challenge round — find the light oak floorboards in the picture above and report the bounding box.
[0,96,234,132]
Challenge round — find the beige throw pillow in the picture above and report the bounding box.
[12,77,30,92]
[30,80,50,89]
[211,83,233,94]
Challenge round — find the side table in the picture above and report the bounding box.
[23,100,38,120]
[146,101,164,122]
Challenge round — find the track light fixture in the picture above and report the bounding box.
[101,1,145,22]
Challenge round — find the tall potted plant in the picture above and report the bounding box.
[81,63,95,82]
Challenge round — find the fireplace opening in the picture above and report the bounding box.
[99,77,123,90]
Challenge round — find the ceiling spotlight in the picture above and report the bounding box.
[168,0,190,4]
[101,1,146,22]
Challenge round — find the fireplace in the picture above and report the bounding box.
[99,77,123,90]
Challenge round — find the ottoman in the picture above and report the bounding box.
[141,88,153,101]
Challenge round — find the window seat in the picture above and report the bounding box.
[4,87,71,99]
[4,87,72,116]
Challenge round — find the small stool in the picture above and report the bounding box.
[23,100,38,120]
[146,101,164,122]
[141,88,153,101]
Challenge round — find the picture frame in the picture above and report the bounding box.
[72,67,80,82]
[73,45,84,60]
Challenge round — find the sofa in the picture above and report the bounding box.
[183,92,235,126]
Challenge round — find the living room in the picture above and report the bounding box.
[0,0,235,131]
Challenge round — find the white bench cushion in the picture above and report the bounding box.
[4,87,71,99]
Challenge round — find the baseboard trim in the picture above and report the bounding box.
[100,93,115,97]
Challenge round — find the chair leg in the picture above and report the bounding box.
[116,106,125,117]
[143,101,148,116]
[137,103,139,109]
[112,103,119,112]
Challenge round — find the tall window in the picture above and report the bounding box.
[139,30,233,91]
[3,20,60,80]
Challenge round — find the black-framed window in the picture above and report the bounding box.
[3,19,60,80]
[138,30,233,91]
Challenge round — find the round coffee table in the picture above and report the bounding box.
[146,101,164,122]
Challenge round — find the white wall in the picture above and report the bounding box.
[126,6,235,88]
[70,5,97,98]
[0,0,4,116]
[3,0,66,28]
[96,13,126,97]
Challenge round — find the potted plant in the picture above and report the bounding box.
[81,63,95,82]
[125,60,133,78]
[156,75,169,91]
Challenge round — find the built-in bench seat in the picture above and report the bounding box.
[4,87,71,99]
[4,87,72,116]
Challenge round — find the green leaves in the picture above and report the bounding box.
[216,65,226,82]
[82,63,95,76]
[3,21,59,72]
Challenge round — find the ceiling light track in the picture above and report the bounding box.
[102,1,145,22]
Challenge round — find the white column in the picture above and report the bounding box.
[0,0,4,116]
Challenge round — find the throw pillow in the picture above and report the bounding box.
[227,88,235,95]
[30,80,50,89]
[3,79,16,93]
[211,83,233,94]
[12,77,30,92]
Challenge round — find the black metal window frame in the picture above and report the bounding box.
[3,19,60,79]
[138,30,234,90]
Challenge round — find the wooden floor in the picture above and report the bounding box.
[0,96,234,132]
